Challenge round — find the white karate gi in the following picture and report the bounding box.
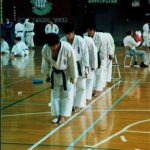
[84,36,97,100]
[45,24,59,34]
[15,23,25,41]
[41,41,78,117]
[1,40,10,53]
[11,41,29,57]
[90,32,108,91]
[142,23,150,47]
[24,21,35,48]
[61,35,89,108]
[105,33,115,82]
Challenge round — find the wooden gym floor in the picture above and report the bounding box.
[1,47,150,150]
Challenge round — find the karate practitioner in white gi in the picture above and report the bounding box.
[41,33,78,123]
[1,36,10,54]
[105,33,115,83]
[85,25,107,96]
[15,20,25,41]
[45,19,59,34]
[83,36,98,100]
[142,20,150,48]
[11,37,29,57]
[24,19,35,48]
[61,23,89,111]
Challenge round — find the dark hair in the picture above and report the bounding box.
[86,24,96,31]
[46,33,59,46]
[126,30,132,35]
[49,18,55,22]
[62,23,75,33]
[14,36,21,41]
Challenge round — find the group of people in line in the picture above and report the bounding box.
[41,22,149,124]
[1,18,149,124]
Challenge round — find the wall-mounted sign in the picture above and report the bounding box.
[30,0,53,16]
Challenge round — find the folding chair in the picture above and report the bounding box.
[112,54,121,79]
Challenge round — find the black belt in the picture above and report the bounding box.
[25,31,33,33]
[76,61,82,76]
[17,31,23,32]
[97,52,101,68]
[51,67,67,91]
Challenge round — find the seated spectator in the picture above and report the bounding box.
[123,30,148,68]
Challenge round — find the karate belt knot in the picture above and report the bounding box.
[51,67,67,91]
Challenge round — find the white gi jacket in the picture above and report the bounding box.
[105,33,115,56]
[1,40,10,53]
[15,23,25,38]
[45,24,59,34]
[24,21,35,36]
[83,36,97,70]
[41,41,78,86]
[61,35,89,77]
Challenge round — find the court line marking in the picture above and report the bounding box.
[126,130,150,134]
[66,79,141,150]
[2,109,150,118]
[27,79,122,150]
[90,119,150,148]
[1,87,50,111]
[120,136,127,142]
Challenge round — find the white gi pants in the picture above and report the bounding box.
[51,82,74,117]
[94,58,107,91]
[25,32,35,47]
[86,71,94,100]
[74,76,86,108]
[106,59,112,82]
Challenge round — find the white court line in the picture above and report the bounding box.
[28,80,122,150]
[90,119,150,148]
[120,136,127,142]
[126,130,150,134]
[1,112,51,117]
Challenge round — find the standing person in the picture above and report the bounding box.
[83,35,97,101]
[45,19,59,34]
[41,33,78,123]
[15,19,25,41]
[24,19,35,48]
[1,36,10,54]
[61,23,89,111]
[85,24,108,96]
[3,18,13,46]
[142,19,150,48]
[123,30,148,67]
